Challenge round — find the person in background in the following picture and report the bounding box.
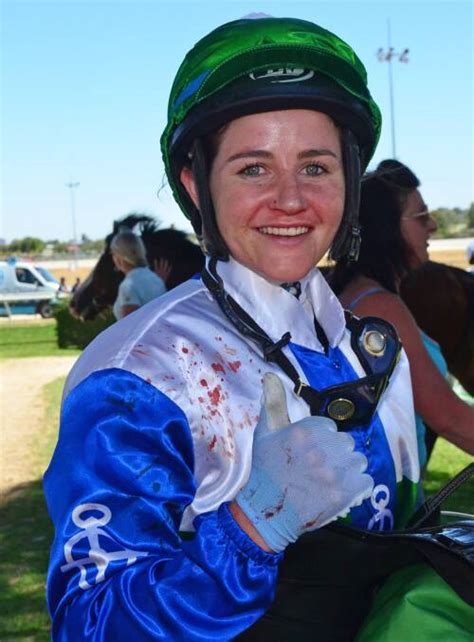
[330,159,474,467]
[110,230,166,319]
[58,276,69,293]
[70,277,81,294]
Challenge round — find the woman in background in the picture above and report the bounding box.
[330,159,474,465]
[110,230,166,319]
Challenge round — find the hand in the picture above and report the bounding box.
[235,373,374,552]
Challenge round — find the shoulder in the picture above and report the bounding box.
[64,278,209,397]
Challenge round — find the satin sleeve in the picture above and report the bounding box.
[44,368,281,641]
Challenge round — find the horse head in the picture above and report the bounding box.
[69,213,156,320]
[69,214,205,321]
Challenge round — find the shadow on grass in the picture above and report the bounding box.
[0,479,53,642]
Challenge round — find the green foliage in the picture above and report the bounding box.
[467,202,474,229]
[6,236,45,254]
[430,206,472,238]
[0,320,80,359]
[54,303,115,349]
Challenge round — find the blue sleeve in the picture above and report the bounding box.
[44,368,281,641]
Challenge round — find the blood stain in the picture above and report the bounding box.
[208,435,217,451]
[211,362,225,374]
[208,386,221,406]
[181,347,189,354]
[200,379,208,388]
[228,360,241,373]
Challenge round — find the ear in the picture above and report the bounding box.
[180,167,200,209]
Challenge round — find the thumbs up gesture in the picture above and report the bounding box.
[235,373,374,552]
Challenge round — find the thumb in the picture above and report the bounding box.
[260,373,290,431]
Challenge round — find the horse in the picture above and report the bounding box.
[69,213,205,320]
[400,261,474,395]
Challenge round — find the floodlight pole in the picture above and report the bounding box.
[66,181,80,267]
[377,19,409,158]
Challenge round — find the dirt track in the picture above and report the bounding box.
[0,356,77,496]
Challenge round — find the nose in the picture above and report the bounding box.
[427,213,437,234]
[270,173,307,214]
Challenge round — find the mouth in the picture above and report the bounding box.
[258,226,309,237]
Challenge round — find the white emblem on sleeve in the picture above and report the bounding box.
[367,484,394,531]
[60,503,148,590]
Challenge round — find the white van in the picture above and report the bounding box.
[0,258,64,318]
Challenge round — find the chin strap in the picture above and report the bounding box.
[202,258,401,430]
[330,129,362,262]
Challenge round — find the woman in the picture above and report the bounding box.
[330,159,474,464]
[110,230,167,319]
[45,17,426,641]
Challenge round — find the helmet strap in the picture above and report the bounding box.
[191,138,229,260]
[330,128,362,262]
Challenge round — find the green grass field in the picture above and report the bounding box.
[0,321,80,359]
[0,362,472,639]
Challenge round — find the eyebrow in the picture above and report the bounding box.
[225,148,338,163]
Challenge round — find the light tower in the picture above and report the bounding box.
[377,19,409,158]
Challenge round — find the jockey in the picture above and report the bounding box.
[44,16,430,641]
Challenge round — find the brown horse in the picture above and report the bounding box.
[400,261,474,395]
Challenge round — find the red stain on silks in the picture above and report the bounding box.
[303,513,323,530]
[200,379,208,388]
[263,489,287,519]
[132,347,149,356]
[198,396,205,403]
[181,347,189,354]
[208,385,221,406]
[211,362,225,374]
[208,435,217,451]
[228,360,241,373]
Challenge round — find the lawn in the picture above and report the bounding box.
[0,376,472,640]
[0,320,80,359]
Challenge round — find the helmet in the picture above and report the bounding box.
[161,16,382,260]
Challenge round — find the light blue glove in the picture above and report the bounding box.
[236,373,374,552]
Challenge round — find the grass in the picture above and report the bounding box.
[0,375,472,640]
[0,376,63,642]
[0,320,80,359]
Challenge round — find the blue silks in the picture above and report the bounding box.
[289,342,407,530]
[44,369,280,641]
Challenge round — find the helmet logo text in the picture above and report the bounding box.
[249,68,315,83]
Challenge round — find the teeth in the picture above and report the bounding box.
[259,226,309,236]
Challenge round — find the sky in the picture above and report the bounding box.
[1,0,473,243]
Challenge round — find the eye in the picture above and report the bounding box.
[239,164,264,177]
[304,163,325,176]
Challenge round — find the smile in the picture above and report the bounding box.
[259,226,309,236]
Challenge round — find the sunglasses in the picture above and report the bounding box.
[401,208,432,225]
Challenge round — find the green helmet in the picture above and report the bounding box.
[161,16,382,260]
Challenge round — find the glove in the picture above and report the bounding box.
[236,373,374,552]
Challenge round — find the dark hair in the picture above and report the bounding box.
[329,159,420,294]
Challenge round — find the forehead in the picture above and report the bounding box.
[403,189,425,213]
[216,109,340,148]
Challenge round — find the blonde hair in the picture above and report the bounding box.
[110,231,148,268]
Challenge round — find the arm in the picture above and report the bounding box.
[44,368,280,641]
[352,292,474,454]
[120,303,139,317]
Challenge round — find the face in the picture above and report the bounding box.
[181,109,344,282]
[400,189,437,268]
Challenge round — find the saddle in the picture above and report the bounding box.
[236,464,474,642]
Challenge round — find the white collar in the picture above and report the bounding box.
[208,257,346,352]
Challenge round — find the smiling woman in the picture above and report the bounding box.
[42,16,470,642]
